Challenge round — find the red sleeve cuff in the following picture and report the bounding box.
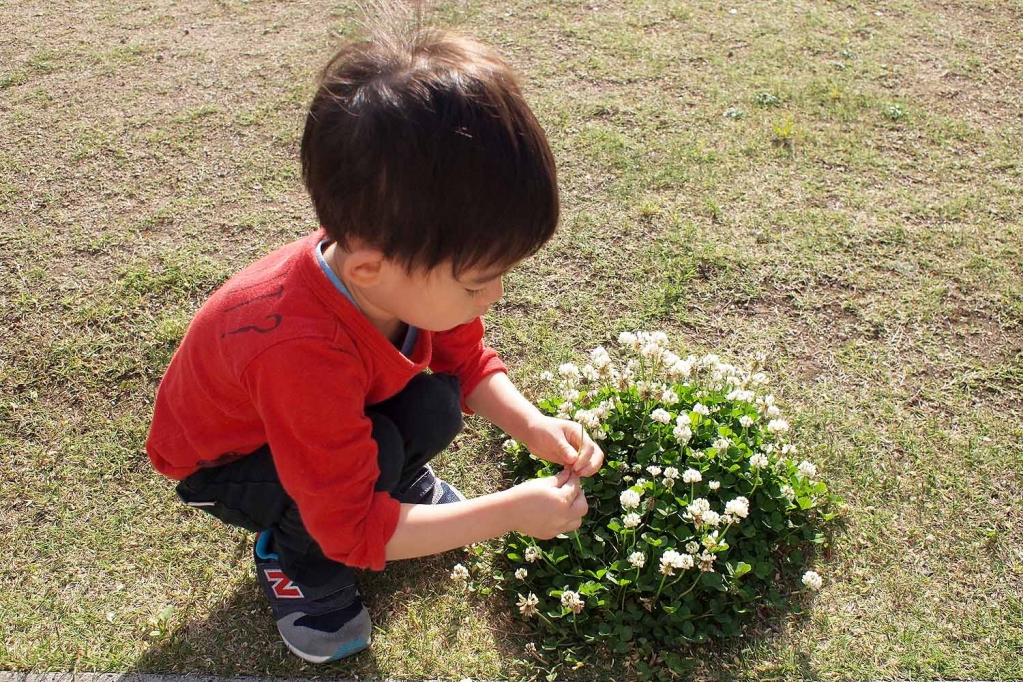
[322,491,402,571]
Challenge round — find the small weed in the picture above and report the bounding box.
[883,103,907,121]
[705,199,723,223]
[637,201,661,219]
[723,107,745,119]
[771,115,798,152]
[754,91,781,107]
[146,605,176,640]
[1,72,27,89]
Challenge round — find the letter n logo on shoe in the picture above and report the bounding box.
[264,569,305,599]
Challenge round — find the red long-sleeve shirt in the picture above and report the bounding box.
[146,230,506,570]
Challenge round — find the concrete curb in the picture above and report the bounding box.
[0,676,388,682]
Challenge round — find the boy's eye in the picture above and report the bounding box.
[466,288,485,298]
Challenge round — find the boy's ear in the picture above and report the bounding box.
[343,249,386,287]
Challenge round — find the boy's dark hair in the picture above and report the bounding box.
[301,4,559,276]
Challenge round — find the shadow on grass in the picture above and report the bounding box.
[131,540,527,679]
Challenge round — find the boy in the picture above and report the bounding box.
[146,8,603,665]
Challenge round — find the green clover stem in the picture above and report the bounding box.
[572,421,586,555]
[669,571,699,596]
[653,573,669,603]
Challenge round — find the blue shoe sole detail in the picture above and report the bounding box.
[328,637,370,660]
[255,530,280,561]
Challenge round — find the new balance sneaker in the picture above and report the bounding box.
[397,464,466,504]
[254,530,371,663]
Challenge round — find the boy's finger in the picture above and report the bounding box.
[554,467,573,487]
[560,474,582,500]
[569,490,589,517]
[560,440,579,465]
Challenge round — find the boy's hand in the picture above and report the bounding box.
[508,468,588,539]
[523,415,605,477]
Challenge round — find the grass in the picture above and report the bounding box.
[1,0,1021,679]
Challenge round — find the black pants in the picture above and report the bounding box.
[175,373,463,587]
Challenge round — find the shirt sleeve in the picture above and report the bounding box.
[428,317,507,413]
[241,339,401,571]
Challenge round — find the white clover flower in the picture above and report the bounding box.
[636,478,648,486]
[798,460,818,479]
[725,496,750,518]
[622,475,634,483]
[581,364,599,382]
[688,498,710,514]
[802,570,823,591]
[702,530,720,549]
[557,401,574,415]
[749,453,769,469]
[451,564,469,582]
[539,370,555,382]
[739,415,755,428]
[593,428,608,441]
[502,439,519,453]
[650,331,669,345]
[713,437,732,451]
[623,512,642,528]
[659,549,690,575]
[682,468,702,484]
[767,419,790,434]
[781,443,797,456]
[590,345,612,367]
[618,331,639,349]
[524,546,542,563]
[573,409,601,430]
[646,465,662,477]
[750,372,768,386]
[781,484,796,501]
[673,424,693,444]
[558,362,581,380]
[661,389,679,405]
[693,403,710,416]
[708,480,720,491]
[663,467,679,480]
[721,513,736,525]
[686,498,710,524]
[517,592,540,618]
[635,380,653,399]
[702,510,721,527]
[616,369,634,391]
[561,590,585,614]
[663,477,675,488]
[562,388,580,403]
[515,568,528,580]
[685,541,699,553]
[620,489,642,510]
[632,463,643,473]
[766,405,782,418]
[700,353,720,367]
[650,408,671,424]
[641,342,663,361]
[666,359,694,380]
[698,551,715,572]
[628,551,646,569]
[726,389,756,403]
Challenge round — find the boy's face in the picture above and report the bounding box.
[371,259,508,332]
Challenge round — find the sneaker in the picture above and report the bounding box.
[397,464,466,504]
[254,530,371,663]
